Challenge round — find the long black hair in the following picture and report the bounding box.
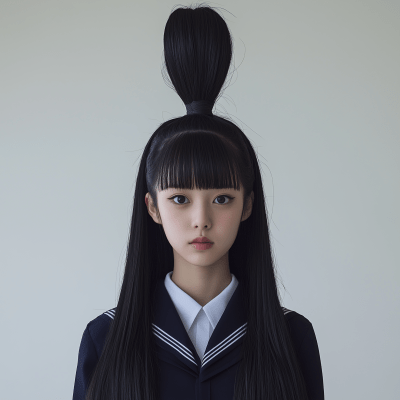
[85,4,309,400]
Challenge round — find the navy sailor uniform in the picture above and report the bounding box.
[73,273,324,400]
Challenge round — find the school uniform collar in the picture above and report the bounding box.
[164,271,239,333]
[151,271,248,382]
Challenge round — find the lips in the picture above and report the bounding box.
[190,236,212,243]
[191,242,213,250]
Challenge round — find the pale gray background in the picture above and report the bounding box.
[1,0,399,398]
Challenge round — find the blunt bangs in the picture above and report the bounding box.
[154,130,243,192]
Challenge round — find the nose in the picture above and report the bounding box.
[192,204,211,229]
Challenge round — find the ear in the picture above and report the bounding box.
[241,190,254,222]
[145,192,162,225]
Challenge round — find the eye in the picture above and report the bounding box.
[168,195,234,205]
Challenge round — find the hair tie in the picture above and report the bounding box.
[185,100,214,116]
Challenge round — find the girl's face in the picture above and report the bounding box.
[145,185,253,270]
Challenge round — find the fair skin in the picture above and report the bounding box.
[145,184,254,307]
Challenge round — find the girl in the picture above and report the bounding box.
[73,5,324,400]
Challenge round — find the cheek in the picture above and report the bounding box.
[161,212,185,240]
[218,211,241,227]
[212,212,242,241]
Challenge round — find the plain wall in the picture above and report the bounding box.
[0,0,399,398]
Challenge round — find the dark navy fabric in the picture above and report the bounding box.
[73,278,324,399]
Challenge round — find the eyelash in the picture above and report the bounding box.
[168,194,235,206]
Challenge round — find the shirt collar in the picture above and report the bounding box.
[164,271,239,332]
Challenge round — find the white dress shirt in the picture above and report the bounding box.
[164,271,239,360]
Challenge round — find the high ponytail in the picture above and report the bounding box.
[84,5,310,400]
[163,5,232,114]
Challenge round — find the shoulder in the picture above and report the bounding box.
[87,307,116,328]
[282,307,325,398]
[73,308,116,398]
[84,307,116,357]
[282,306,314,348]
